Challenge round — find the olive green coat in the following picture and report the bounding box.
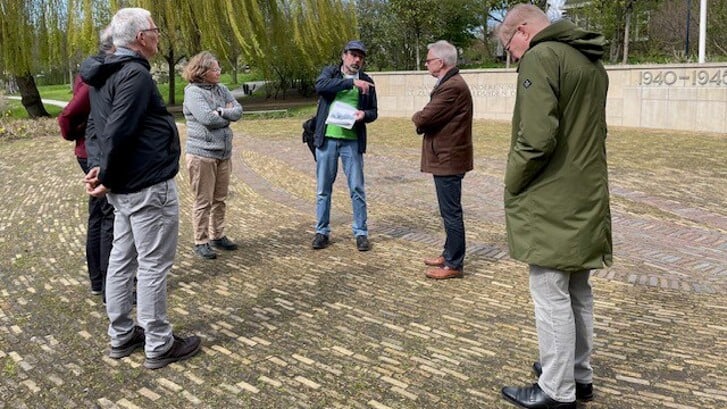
[504,20,613,272]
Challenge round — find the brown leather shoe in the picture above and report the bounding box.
[423,255,445,267]
[425,266,463,279]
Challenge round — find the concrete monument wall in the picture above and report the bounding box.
[371,63,727,133]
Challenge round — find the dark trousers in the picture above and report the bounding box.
[433,174,466,270]
[78,158,114,292]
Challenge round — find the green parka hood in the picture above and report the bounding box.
[530,19,606,62]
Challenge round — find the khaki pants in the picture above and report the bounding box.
[186,154,231,244]
[530,265,593,402]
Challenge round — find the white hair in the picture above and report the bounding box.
[427,40,458,67]
[99,25,113,52]
[109,8,151,48]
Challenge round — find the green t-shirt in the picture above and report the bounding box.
[325,86,359,140]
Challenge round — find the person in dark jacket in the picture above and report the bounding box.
[80,7,201,370]
[412,40,473,280]
[497,5,611,409]
[58,28,115,299]
[311,40,378,252]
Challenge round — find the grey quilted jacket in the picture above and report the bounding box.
[183,83,242,160]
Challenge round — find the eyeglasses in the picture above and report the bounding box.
[504,23,526,52]
[140,27,161,34]
[503,30,518,52]
[424,57,441,65]
[209,67,222,73]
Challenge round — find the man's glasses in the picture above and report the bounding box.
[424,57,441,65]
[503,30,518,52]
[504,23,525,52]
[140,27,161,34]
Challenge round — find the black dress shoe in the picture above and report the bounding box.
[533,361,594,401]
[502,384,575,409]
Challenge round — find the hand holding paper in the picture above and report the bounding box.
[325,101,358,129]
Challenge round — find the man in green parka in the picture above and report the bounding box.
[497,5,612,409]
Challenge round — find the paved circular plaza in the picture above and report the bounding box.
[0,117,725,408]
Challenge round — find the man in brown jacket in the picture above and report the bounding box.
[411,40,474,280]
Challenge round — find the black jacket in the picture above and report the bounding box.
[313,65,377,154]
[80,51,180,194]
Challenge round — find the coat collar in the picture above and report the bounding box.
[432,67,459,94]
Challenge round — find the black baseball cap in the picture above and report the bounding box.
[344,40,367,56]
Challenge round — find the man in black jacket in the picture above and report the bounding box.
[81,7,201,370]
[311,40,378,252]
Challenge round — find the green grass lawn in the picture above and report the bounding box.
[39,84,75,101]
[38,72,257,105]
[3,100,62,119]
[0,72,266,120]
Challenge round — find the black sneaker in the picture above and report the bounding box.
[211,236,238,251]
[312,233,329,250]
[108,326,145,359]
[143,334,202,370]
[356,235,370,251]
[194,243,217,259]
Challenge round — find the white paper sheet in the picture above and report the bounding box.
[325,101,357,130]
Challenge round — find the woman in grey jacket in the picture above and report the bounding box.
[182,51,243,259]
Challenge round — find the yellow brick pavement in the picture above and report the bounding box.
[0,120,725,408]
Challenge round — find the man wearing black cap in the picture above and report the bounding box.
[311,40,378,252]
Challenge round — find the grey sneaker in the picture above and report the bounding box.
[108,326,145,359]
[210,236,238,251]
[194,243,217,259]
[143,334,202,370]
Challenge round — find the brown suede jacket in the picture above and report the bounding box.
[412,67,473,176]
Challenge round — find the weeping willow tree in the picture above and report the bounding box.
[0,0,112,117]
[132,0,199,104]
[0,0,358,116]
[224,0,358,98]
[195,0,247,84]
[291,0,358,94]
[138,0,358,100]
[0,0,50,117]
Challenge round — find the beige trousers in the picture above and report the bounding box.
[186,154,231,244]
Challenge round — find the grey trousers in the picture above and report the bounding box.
[529,265,593,402]
[106,179,178,358]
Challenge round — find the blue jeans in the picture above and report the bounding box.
[434,174,465,270]
[315,138,367,237]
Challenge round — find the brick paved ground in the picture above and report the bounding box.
[0,118,725,408]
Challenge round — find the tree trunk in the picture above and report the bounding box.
[229,49,240,85]
[166,47,176,105]
[415,33,421,71]
[610,30,622,64]
[15,73,50,118]
[622,1,633,64]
